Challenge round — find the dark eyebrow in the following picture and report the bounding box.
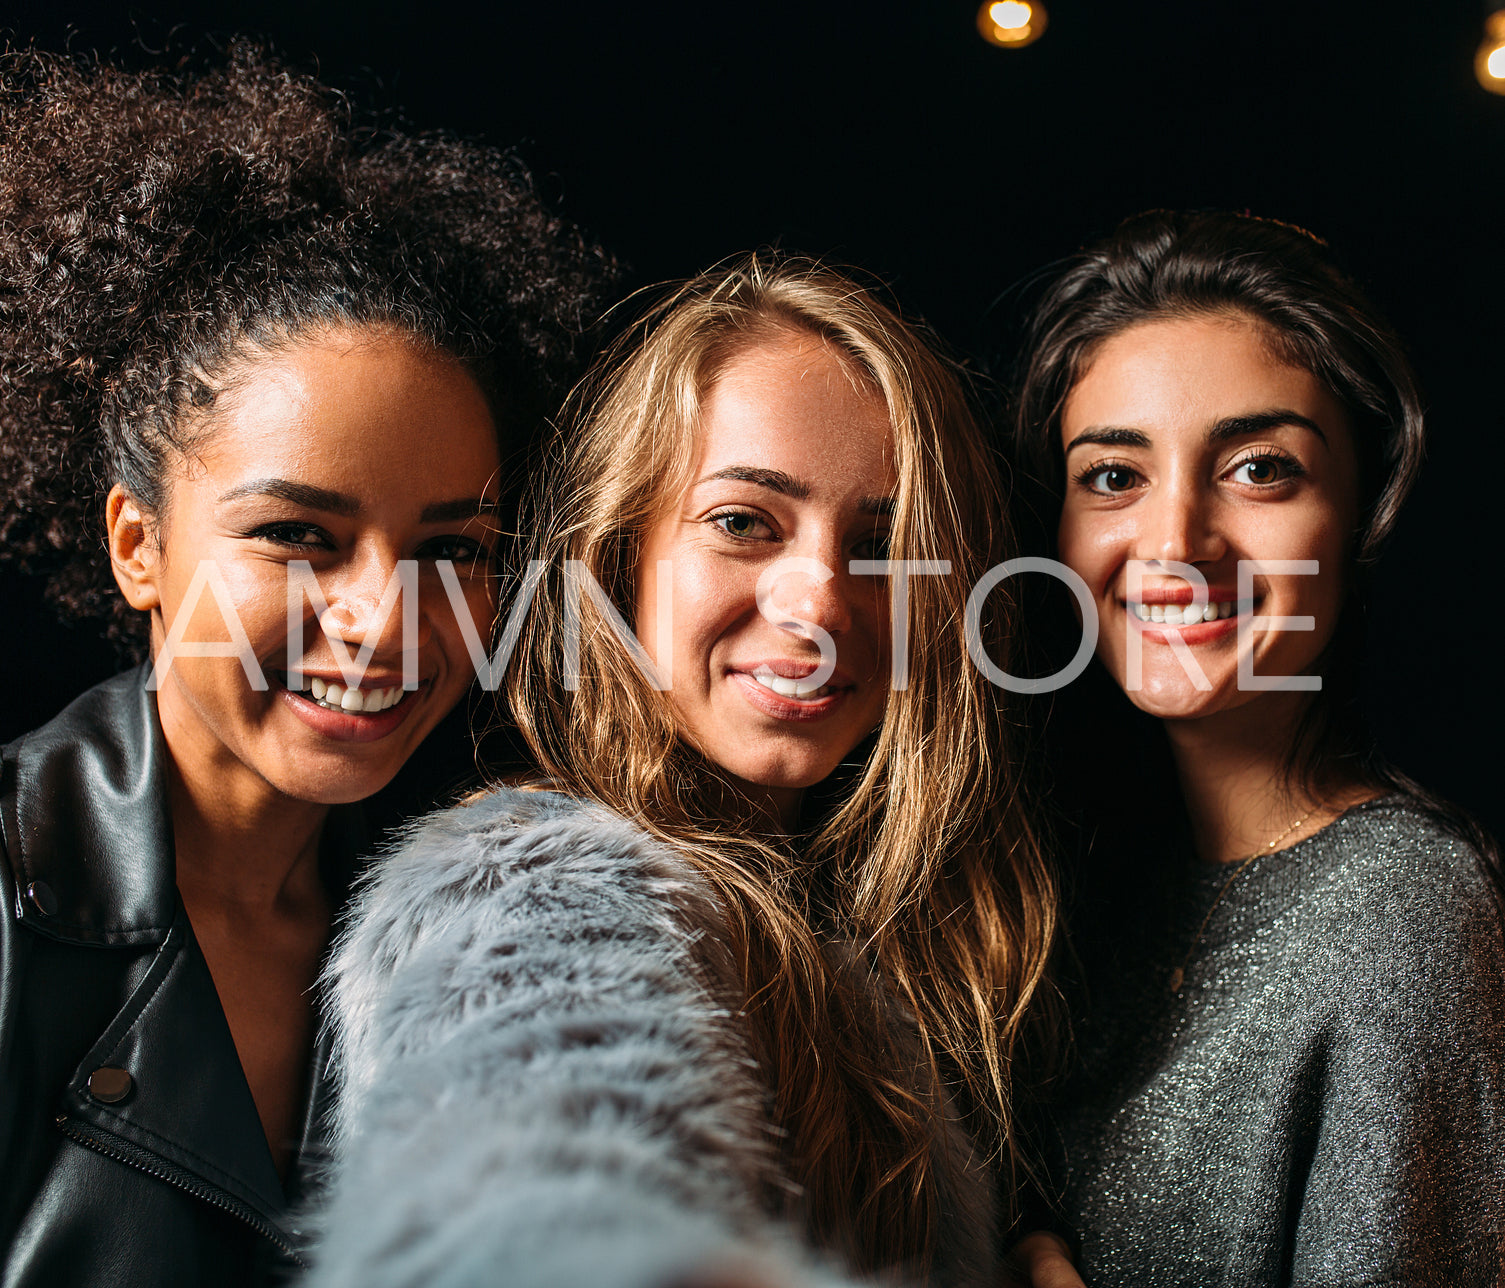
[419,498,501,524]
[216,478,360,515]
[1064,409,1329,456]
[1063,427,1151,454]
[700,466,811,499]
[217,479,497,524]
[700,465,894,516]
[1208,409,1328,446]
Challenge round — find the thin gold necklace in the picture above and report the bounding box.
[1168,811,1317,993]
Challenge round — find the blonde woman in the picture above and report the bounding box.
[312,256,1076,1288]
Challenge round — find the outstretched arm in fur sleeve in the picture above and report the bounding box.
[308,787,854,1288]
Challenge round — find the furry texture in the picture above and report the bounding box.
[311,788,872,1288]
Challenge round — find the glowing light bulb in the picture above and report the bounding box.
[978,0,1047,49]
[1477,9,1505,95]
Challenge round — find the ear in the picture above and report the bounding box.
[106,484,162,612]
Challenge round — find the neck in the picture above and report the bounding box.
[1162,692,1364,864]
[718,777,803,836]
[157,710,331,917]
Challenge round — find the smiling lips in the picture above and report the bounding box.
[1131,599,1242,625]
[1124,588,1253,640]
[275,671,421,743]
[731,662,854,720]
[749,664,837,700]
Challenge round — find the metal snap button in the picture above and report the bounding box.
[25,881,57,917]
[87,1068,134,1104]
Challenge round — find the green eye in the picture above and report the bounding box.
[711,511,769,540]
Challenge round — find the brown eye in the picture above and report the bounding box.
[1231,457,1288,486]
[249,523,332,549]
[1087,466,1138,494]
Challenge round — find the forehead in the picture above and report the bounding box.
[1062,314,1341,441]
[187,327,500,490]
[694,332,895,482]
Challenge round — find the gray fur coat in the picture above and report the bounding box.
[308,787,998,1288]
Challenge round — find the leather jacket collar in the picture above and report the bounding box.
[4,668,176,946]
[1,669,367,1272]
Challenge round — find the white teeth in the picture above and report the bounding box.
[1132,601,1237,626]
[293,676,406,714]
[751,668,831,700]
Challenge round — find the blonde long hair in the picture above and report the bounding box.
[507,253,1057,1276]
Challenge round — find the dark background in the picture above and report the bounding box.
[3,0,1501,838]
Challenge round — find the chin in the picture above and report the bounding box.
[265,756,405,807]
[1124,679,1243,723]
[731,752,846,793]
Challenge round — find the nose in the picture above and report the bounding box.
[760,555,853,641]
[315,553,429,659]
[1134,477,1225,568]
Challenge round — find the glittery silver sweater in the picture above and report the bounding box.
[1041,795,1505,1287]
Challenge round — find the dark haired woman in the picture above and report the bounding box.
[0,45,610,1286]
[1011,210,1505,1286]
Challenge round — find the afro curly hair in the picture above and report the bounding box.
[0,41,617,653]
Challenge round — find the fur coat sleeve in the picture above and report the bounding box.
[307,787,859,1288]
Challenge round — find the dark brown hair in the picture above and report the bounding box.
[1014,209,1423,566]
[0,42,615,652]
[1012,208,1497,861]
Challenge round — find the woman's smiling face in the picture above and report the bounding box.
[111,325,502,806]
[1056,312,1360,722]
[634,329,896,820]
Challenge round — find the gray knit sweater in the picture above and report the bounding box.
[1042,796,1505,1287]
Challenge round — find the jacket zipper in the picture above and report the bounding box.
[54,1114,306,1267]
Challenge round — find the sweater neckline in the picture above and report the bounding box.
[1183,792,1403,893]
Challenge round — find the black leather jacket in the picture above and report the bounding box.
[0,669,364,1286]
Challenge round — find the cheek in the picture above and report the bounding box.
[433,574,496,646]
[1056,506,1113,587]
[667,557,753,663]
[162,559,286,647]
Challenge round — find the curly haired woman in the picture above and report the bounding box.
[0,44,611,1286]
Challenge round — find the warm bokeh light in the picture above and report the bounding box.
[1478,10,1505,95]
[990,1,1033,28]
[978,0,1047,49]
